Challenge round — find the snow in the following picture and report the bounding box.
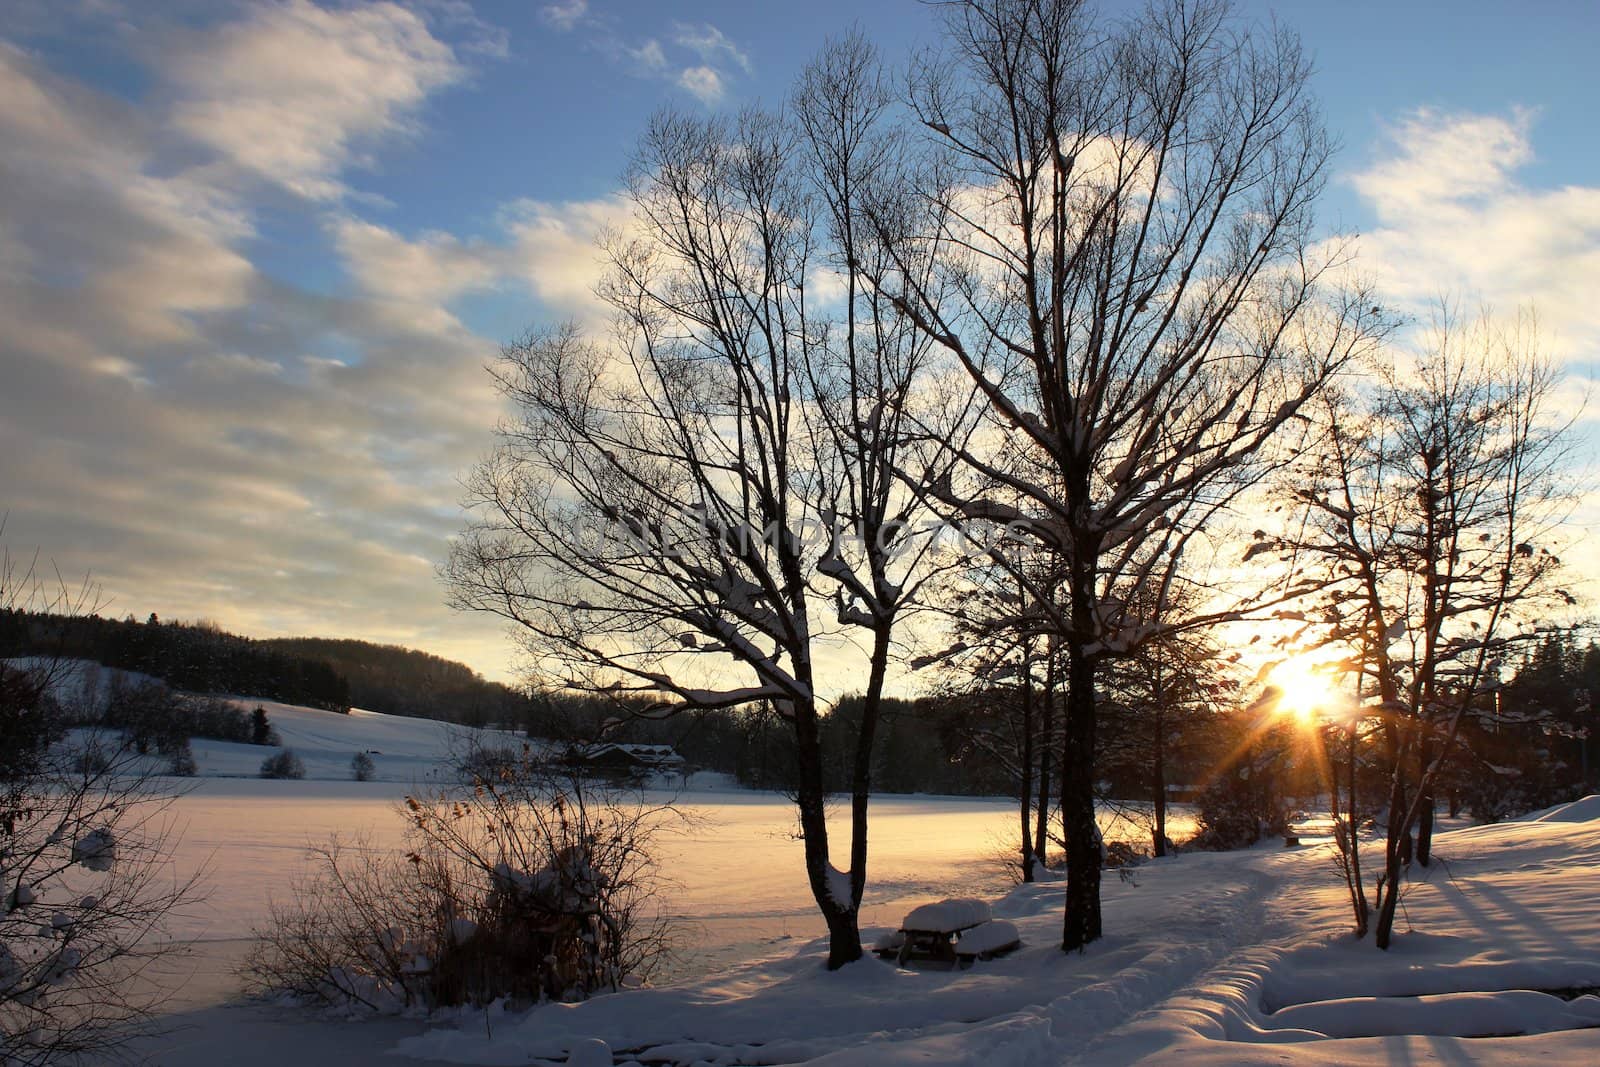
[1527,793,1600,822]
[384,798,1600,1066]
[564,1038,613,1067]
[1264,989,1600,1039]
[82,677,1600,1065]
[154,781,1025,952]
[70,827,116,871]
[825,864,853,909]
[23,659,524,783]
[7,657,160,711]
[900,897,992,933]
[186,700,518,782]
[953,919,1020,955]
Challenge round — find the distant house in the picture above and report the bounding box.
[567,742,687,779]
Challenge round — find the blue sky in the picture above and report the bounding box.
[2,0,1596,682]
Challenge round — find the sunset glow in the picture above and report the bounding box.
[1,3,1597,1062]
[1268,657,1341,724]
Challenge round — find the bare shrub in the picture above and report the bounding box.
[258,749,304,780]
[165,740,198,778]
[241,837,440,1013]
[245,743,676,1012]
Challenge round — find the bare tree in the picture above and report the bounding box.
[447,37,961,969]
[1,545,203,1065]
[1272,308,1575,947]
[921,559,1053,881]
[860,0,1387,949]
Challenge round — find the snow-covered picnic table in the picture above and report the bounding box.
[874,898,1021,966]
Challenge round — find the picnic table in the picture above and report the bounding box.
[873,898,1021,967]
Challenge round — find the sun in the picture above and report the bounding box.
[1267,657,1338,723]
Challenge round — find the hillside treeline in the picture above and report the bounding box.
[262,636,532,726]
[0,613,539,726]
[546,633,1599,817]
[0,610,349,712]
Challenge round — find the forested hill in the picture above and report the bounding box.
[258,636,529,726]
[0,610,349,712]
[0,611,530,725]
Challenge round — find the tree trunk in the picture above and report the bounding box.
[1035,645,1055,866]
[1152,707,1167,858]
[1329,719,1368,937]
[1375,702,1474,948]
[1061,639,1102,951]
[1372,767,1408,950]
[1414,737,1435,866]
[1019,640,1036,882]
[1415,791,1436,866]
[848,626,892,921]
[793,696,861,968]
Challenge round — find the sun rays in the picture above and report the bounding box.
[1267,656,1342,724]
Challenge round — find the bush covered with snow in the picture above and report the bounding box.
[246,741,675,1014]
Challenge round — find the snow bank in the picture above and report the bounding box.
[1266,989,1600,1039]
[1528,794,1600,823]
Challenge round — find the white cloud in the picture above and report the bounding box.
[540,0,588,32]
[672,22,751,74]
[1347,108,1600,608]
[165,0,464,200]
[587,20,748,105]
[502,195,634,327]
[1352,108,1535,214]
[0,27,515,677]
[676,65,724,106]
[1347,108,1600,366]
[333,217,503,306]
[628,38,668,75]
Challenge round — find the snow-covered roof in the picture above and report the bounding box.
[574,742,686,767]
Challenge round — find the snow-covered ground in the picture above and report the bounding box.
[386,796,1600,1067]
[29,657,528,781]
[41,675,1593,1065]
[184,700,509,781]
[158,780,1030,962]
[130,789,1600,1066]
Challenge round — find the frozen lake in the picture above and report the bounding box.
[160,779,1195,983]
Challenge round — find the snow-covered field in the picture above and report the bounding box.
[137,782,1600,1065]
[44,681,1599,1065]
[182,696,513,782]
[160,779,1031,970]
